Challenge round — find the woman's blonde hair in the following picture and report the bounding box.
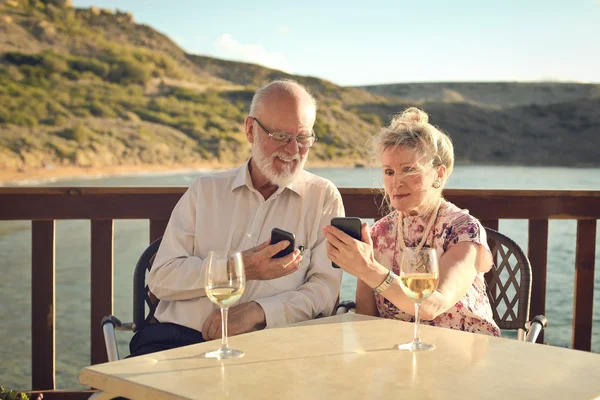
[372,107,454,214]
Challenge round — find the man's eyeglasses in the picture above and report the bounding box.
[250,117,317,148]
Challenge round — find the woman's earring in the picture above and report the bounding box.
[432,179,441,189]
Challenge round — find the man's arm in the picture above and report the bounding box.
[148,180,208,302]
[253,184,345,328]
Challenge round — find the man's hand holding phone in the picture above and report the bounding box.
[241,229,302,281]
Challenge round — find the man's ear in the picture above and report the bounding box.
[245,117,255,144]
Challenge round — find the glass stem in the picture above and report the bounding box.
[220,307,230,351]
[413,302,422,344]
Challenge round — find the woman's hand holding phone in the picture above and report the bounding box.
[324,218,381,284]
[329,217,362,268]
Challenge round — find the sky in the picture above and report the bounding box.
[71,0,600,86]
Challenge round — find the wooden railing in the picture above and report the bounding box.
[1,187,598,399]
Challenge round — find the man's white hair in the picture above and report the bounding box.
[249,79,317,117]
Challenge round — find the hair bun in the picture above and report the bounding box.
[399,107,429,124]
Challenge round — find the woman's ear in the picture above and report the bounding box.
[436,165,447,182]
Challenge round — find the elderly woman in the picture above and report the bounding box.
[324,107,500,336]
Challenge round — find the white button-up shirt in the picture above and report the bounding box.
[148,162,345,332]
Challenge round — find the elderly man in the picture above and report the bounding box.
[129,80,344,356]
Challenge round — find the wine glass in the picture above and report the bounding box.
[202,251,246,359]
[397,247,439,351]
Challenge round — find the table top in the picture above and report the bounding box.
[80,313,600,400]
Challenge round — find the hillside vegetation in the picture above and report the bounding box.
[1,0,599,180]
[357,82,600,108]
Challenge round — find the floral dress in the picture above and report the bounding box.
[372,201,501,336]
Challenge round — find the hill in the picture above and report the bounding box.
[357,81,600,108]
[354,98,600,166]
[0,0,599,184]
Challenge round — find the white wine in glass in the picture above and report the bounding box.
[206,287,244,308]
[202,251,246,359]
[397,248,439,352]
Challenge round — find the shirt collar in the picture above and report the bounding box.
[231,161,249,191]
[231,158,305,197]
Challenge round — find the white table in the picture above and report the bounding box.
[80,313,600,399]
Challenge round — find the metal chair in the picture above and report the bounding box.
[102,237,162,362]
[484,228,547,342]
[337,228,547,343]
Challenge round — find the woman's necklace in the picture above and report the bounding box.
[396,199,442,254]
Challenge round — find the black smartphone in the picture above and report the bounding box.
[330,217,363,268]
[270,228,295,258]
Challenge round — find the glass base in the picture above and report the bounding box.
[200,347,244,359]
[396,340,435,352]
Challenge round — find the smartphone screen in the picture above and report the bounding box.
[330,217,362,268]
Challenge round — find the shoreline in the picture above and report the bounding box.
[0,163,235,186]
[1,161,599,186]
[0,160,362,186]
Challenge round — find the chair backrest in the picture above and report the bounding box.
[484,228,532,331]
[132,237,162,332]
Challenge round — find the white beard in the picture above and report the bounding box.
[251,136,307,187]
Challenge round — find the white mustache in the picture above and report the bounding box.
[273,153,300,163]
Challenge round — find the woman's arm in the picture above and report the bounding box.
[324,222,487,321]
[355,279,379,316]
[376,241,483,320]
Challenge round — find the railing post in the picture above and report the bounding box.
[481,219,499,231]
[91,219,114,365]
[150,219,169,243]
[31,220,56,390]
[528,219,548,344]
[573,219,597,351]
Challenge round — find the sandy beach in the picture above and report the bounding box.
[0,163,231,186]
[0,159,365,186]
